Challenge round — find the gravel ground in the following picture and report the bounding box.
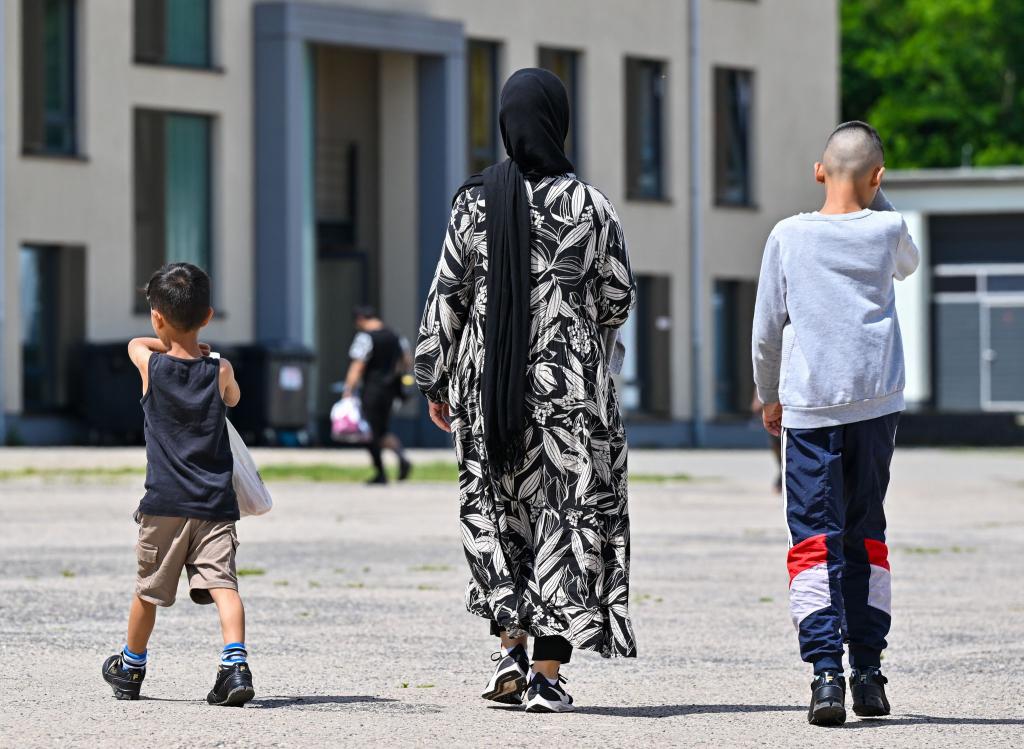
[0,447,1021,747]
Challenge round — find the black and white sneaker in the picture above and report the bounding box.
[807,671,847,726]
[102,653,146,700]
[480,645,529,704]
[524,672,575,713]
[207,663,255,707]
[851,667,890,717]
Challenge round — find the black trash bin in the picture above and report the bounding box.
[230,344,315,444]
[79,342,145,443]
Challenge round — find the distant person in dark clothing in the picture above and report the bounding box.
[343,306,412,485]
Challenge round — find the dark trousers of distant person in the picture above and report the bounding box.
[363,384,395,480]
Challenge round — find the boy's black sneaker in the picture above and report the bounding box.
[207,663,255,707]
[480,645,529,704]
[366,473,388,486]
[807,671,846,726]
[102,653,145,700]
[525,672,575,713]
[851,667,890,717]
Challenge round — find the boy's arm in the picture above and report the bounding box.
[869,188,896,212]
[219,358,241,407]
[871,189,921,280]
[751,233,788,406]
[127,337,168,394]
[894,219,921,280]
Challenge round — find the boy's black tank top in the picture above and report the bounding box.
[138,353,238,521]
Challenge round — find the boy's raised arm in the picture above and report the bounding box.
[751,233,788,405]
[894,219,921,281]
[871,189,921,280]
[219,358,241,407]
[127,337,168,396]
[127,337,167,370]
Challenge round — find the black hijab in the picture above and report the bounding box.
[455,68,574,472]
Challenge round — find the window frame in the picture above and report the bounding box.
[713,66,757,209]
[133,107,216,314]
[133,0,218,72]
[538,46,582,174]
[21,0,80,158]
[625,56,669,202]
[466,38,501,175]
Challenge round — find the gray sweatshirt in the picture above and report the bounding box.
[751,191,921,428]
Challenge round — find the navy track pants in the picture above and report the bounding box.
[783,412,899,672]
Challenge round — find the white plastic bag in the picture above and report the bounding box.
[331,396,371,443]
[227,419,273,517]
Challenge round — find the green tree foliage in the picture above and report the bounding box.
[842,0,1024,168]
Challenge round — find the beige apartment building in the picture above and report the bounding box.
[1,0,839,445]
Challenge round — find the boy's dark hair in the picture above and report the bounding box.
[352,305,378,321]
[145,263,212,331]
[827,120,885,160]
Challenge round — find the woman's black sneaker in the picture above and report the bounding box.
[207,663,255,707]
[807,671,846,726]
[525,672,575,713]
[851,667,890,717]
[102,653,145,700]
[480,646,529,704]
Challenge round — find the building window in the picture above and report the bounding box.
[467,40,499,174]
[20,244,86,412]
[134,0,213,68]
[22,0,78,156]
[713,279,757,417]
[619,275,672,417]
[625,58,667,200]
[714,67,755,206]
[539,47,581,171]
[134,109,213,307]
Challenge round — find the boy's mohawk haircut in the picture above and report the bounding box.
[828,121,885,158]
[823,121,885,178]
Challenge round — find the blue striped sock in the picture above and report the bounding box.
[122,645,147,670]
[221,642,247,667]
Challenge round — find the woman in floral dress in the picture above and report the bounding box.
[415,68,637,713]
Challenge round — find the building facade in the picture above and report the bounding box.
[1,0,839,445]
[885,168,1024,419]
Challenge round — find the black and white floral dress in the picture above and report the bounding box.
[415,174,637,658]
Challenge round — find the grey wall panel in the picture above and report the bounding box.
[930,214,1024,265]
[988,305,1024,404]
[934,302,981,411]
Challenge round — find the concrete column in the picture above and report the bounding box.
[253,6,314,345]
[379,52,419,341]
[0,0,7,440]
[897,210,931,406]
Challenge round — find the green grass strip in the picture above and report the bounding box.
[0,461,694,484]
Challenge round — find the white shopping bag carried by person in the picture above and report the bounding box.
[331,396,371,443]
[227,419,273,517]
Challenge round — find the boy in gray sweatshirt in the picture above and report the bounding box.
[751,121,920,727]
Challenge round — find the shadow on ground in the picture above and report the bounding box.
[577,704,805,718]
[250,695,398,709]
[845,714,1024,728]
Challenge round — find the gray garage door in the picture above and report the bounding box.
[987,304,1024,408]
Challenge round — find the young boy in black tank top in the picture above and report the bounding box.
[102,263,254,706]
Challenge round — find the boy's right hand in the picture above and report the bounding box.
[762,402,783,437]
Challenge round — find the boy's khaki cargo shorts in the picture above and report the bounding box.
[135,514,239,606]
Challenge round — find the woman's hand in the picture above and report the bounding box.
[428,401,452,432]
